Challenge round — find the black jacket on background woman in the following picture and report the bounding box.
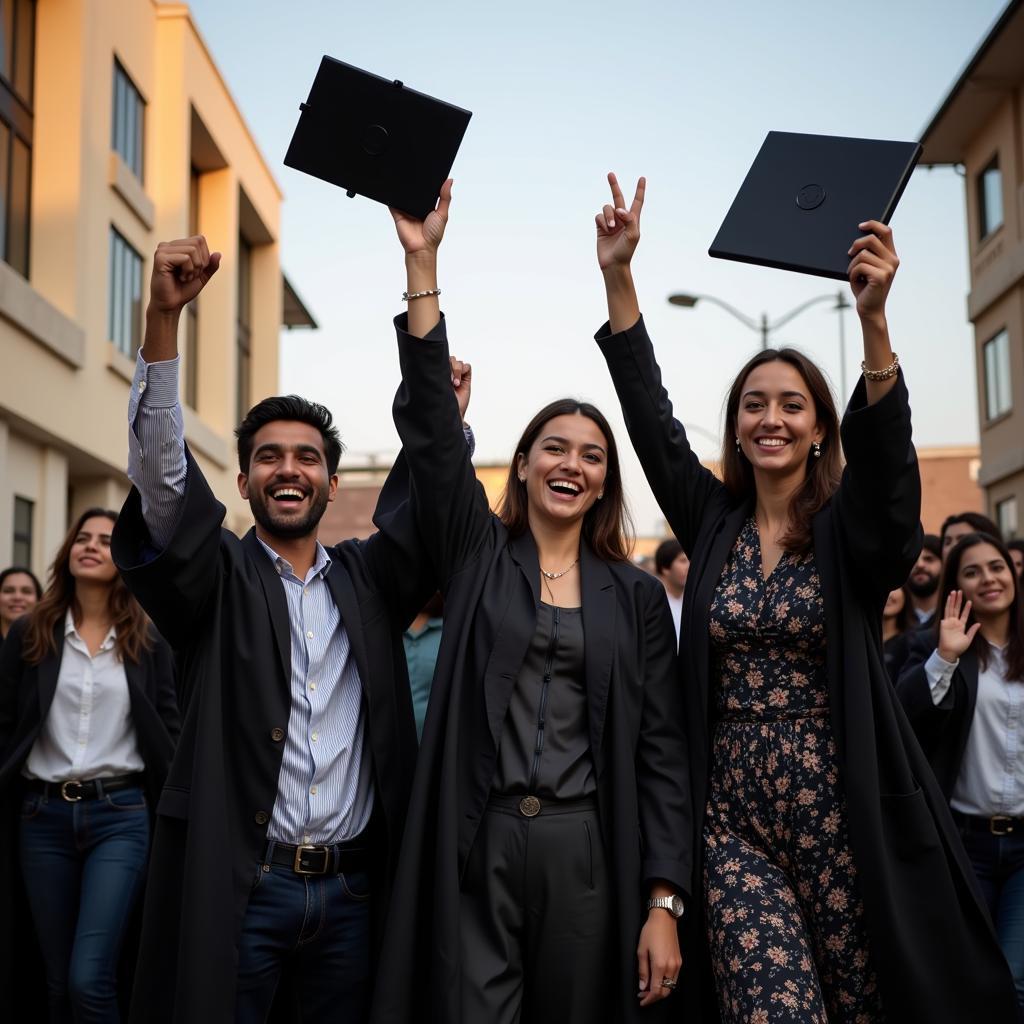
[597,316,1017,1022]
[370,315,691,1024]
[0,618,179,1017]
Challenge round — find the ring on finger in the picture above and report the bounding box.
[660,976,677,990]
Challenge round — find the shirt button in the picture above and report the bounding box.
[270,727,285,742]
[311,732,319,742]
[309,682,317,691]
[310,786,318,795]
[138,380,147,393]
[306,630,314,639]
[254,811,269,825]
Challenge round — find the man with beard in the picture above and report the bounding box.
[111,237,469,1023]
[906,533,942,626]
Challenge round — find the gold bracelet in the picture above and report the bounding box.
[861,352,899,381]
[402,288,441,302]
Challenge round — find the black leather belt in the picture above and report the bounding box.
[953,811,1024,837]
[26,773,144,803]
[265,839,370,876]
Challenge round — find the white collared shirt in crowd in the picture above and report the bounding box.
[23,610,144,783]
[925,643,1024,817]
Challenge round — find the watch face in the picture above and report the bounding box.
[671,894,685,918]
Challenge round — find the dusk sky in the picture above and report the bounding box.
[189,0,1003,535]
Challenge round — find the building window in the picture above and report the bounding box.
[12,494,32,566]
[112,59,144,180]
[185,165,200,408]
[108,227,143,357]
[236,236,252,425]
[977,157,1003,241]
[996,497,1018,540]
[0,0,34,277]
[983,329,1012,421]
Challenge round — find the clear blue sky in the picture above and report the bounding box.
[190,0,1003,535]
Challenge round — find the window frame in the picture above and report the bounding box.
[108,226,144,358]
[111,58,145,182]
[12,494,33,567]
[977,155,1004,243]
[982,327,1012,423]
[0,0,34,276]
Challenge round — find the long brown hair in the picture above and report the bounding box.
[21,508,153,666]
[721,348,842,553]
[497,399,634,562]
[938,532,1024,681]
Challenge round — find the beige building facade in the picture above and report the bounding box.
[920,0,1024,540]
[0,0,312,577]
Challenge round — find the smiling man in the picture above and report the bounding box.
[111,237,459,1024]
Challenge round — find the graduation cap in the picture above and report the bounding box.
[709,131,922,280]
[284,56,472,219]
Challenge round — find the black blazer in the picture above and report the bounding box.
[111,450,430,1024]
[597,315,1017,1023]
[896,637,978,803]
[370,314,690,1024]
[0,617,179,1019]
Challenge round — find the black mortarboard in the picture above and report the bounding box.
[284,57,472,218]
[709,131,922,280]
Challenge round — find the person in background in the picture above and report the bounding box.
[653,538,688,644]
[0,508,178,1023]
[906,533,942,626]
[0,567,42,647]
[403,592,443,741]
[896,531,1024,1009]
[1007,539,1024,579]
[882,583,917,680]
[941,511,1001,559]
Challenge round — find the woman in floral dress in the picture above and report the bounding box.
[594,172,1017,1022]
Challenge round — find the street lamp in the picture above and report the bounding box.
[668,290,852,398]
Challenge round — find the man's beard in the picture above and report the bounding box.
[250,488,329,541]
[907,573,938,599]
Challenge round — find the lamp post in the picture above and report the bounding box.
[668,290,852,398]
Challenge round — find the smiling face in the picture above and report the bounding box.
[516,413,608,528]
[68,515,118,585]
[956,541,1016,619]
[238,420,338,541]
[0,572,38,630]
[908,547,942,597]
[735,361,824,483]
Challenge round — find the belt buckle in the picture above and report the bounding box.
[60,780,83,802]
[519,795,541,818]
[990,815,1014,836]
[293,844,329,875]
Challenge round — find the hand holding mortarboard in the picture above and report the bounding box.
[390,179,453,260]
[846,219,899,322]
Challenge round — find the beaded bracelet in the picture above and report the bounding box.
[402,288,441,302]
[861,353,899,381]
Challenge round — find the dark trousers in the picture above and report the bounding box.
[959,822,1024,1009]
[459,797,612,1024]
[18,784,150,1024]
[234,847,372,1024]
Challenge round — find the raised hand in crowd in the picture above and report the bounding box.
[596,172,644,333]
[936,589,982,663]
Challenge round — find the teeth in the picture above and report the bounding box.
[272,488,305,499]
[756,438,787,447]
[549,480,581,494]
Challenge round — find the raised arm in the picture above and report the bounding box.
[387,183,492,584]
[594,174,726,551]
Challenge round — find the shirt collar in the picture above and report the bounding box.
[63,608,116,649]
[256,535,332,583]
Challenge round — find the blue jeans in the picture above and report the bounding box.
[960,822,1024,1009]
[18,784,150,1024]
[235,849,372,1023]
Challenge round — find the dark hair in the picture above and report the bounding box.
[721,348,842,554]
[885,582,916,635]
[236,395,345,475]
[21,508,153,666]
[654,538,683,575]
[939,512,1000,550]
[497,398,633,563]
[921,533,942,559]
[0,566,43,600]
[938,532,1024,681]
[1009,539,1024,554]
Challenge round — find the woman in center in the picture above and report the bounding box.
[370,180,690,1024]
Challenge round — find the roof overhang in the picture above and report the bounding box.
[282,274,317,329]
[919,0,1024,165]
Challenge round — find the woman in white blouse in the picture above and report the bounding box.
[897,530,1024,1010]
[0,507,178,1023]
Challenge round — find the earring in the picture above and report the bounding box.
[735,438,741,451]
[812,441,822,458]
[518,475,526,483]
[597,492,604,500]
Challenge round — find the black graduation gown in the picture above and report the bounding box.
[596,315,1018,1022]
[0,618,179,1019]
[369,314,692,1024]
[111,448,428,1024]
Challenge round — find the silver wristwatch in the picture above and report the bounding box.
[647,894,685,918]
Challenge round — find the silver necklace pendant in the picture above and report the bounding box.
[540,558,579,581]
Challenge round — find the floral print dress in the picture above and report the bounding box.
[703,518,883,1023]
